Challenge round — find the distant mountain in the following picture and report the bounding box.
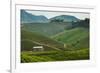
[21,10,80,23]
[50,15,79,22]
[21,10,49,23]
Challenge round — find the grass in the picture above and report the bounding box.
[22,22,71,36]
[21,30,64,51]
[21,26,89,63]
[52,28,89,50]
[21,48,89,63]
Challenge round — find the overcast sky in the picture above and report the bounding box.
[25,10,90,20]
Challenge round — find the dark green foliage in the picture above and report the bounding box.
[21,30,64,51]
[21,40,41,51]
[21,48,89,63]
[50,15,79,22]
[53,28,89,50]
[71,18,90,28]
[50,19,64,22]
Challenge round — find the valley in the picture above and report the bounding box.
[20,10,90,63]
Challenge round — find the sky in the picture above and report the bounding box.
[26,10,90,20]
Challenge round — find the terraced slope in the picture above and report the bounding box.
[52,28,89,50]
[21,22,72,36]
[21,30,64,51]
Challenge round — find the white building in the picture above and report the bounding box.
[33,46,44,51]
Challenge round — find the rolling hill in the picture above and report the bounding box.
[21,30,64,51]
[21,22,72,36]
[52,27,89,50]
[20,10,90,62]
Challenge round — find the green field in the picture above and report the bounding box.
[21,22,89,63]
[21,48,89,63]
[52,28,89,50]
[21,22,72,36]
[21,30,64,51]
[21,10,90,63]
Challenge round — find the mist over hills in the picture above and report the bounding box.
[50,15,79,22]
[21,10,79,23]
[21,10,89,62]
[21,10,49,23]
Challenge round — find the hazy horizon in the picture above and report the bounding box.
[24,10,90,20]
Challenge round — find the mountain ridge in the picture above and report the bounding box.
[21,10,49,23]
[21,10,80,23]
[50,15,79,22]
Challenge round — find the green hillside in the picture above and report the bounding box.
[21,30,64,51]
[21,11,90,63]
[52,27,89,50]
[21,27,89,63]
[21,22,72,36]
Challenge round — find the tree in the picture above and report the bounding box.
[50,19,64,22]
[70,18,90,28]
